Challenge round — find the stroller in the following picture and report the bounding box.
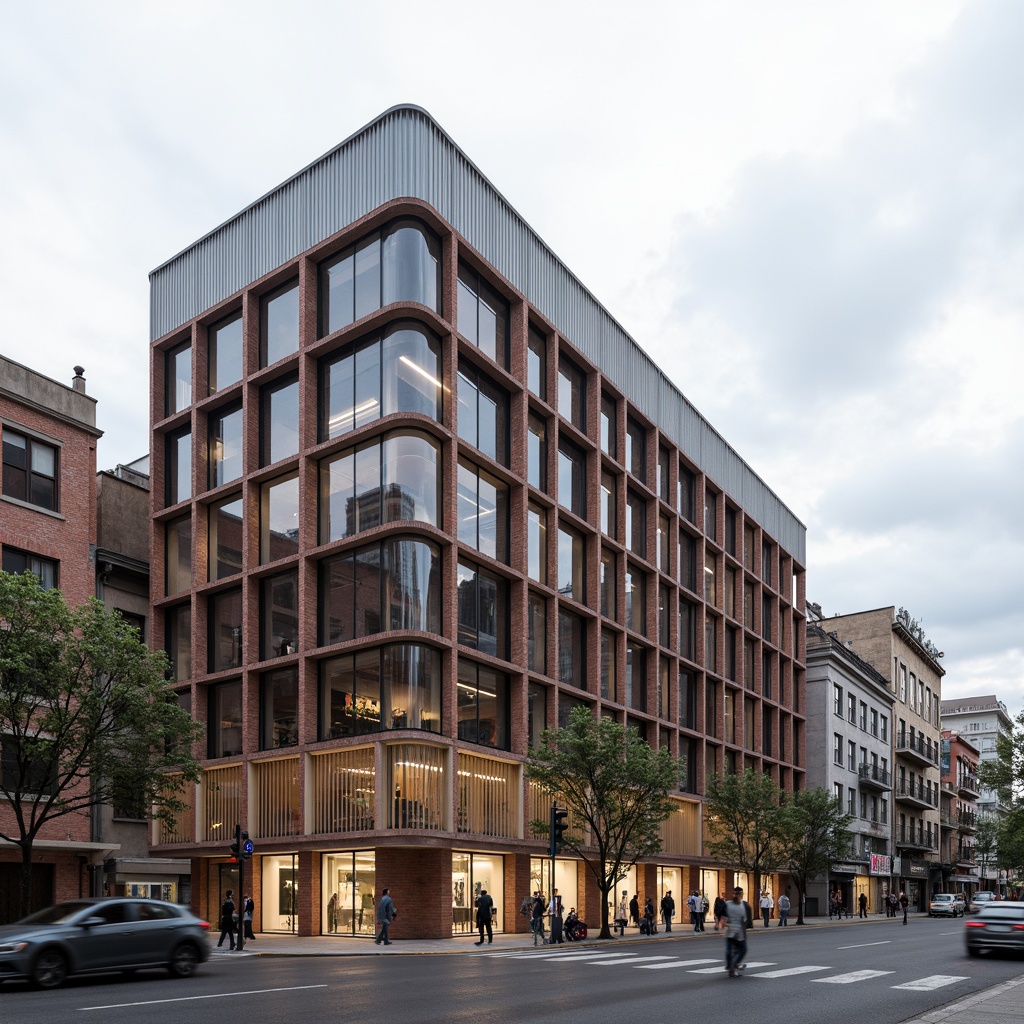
[564,909,588,941]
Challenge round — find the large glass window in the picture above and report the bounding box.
[208,680,242,758]
[457,262,509,367]
[658,447,670,501]
[261,475,300,564]
[318,644,442,734]
[209,404,243,488]
[322,850,376,935]
[208,312,243,395]
[599,549,616,619]
[704,489,718,542]
[165,514,192,595]
[166,430,191,506]
[208,588,242,672]
[625,644,646,711]
[457,661,510,749]
[528,682,547,746]
[600,470,616,537]
[260,280,299,367]
[320,322,441,440]
[557,357,585,431]
[457,362,508,465]
[527,326,546,399]
[2,548,57,589]
[382,220,441,310]
[527,503,547,584]
[166,342,191,415]
[679,533,696,592]
[557,609,585,689]
[556,526,585,603]
[625,418,645,482]
[2,429,57,511]
[601,630,616,699]
[320,431,440,542]
[527,414,547,491]
[261,375,300,467]
[679,599,697,661]
[165,603,191,682]
[320,538,441,645]
[625,490,646,557]
[457,561,509,658]
[457,460,508,560]
[625,565,645,634]
[527,593,547,674]
[557,440,586,518]
[600,393,617,458]
[209,494,243,580]
[678,466,695,523]
[261,667,298,749]
[261,570,298,660]
[657,514,670,574]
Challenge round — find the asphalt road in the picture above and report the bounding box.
[2,917,1021,1024]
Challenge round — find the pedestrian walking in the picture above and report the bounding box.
[474,888,494,945]
[899,890,909,925]
[375,887,397,945]
[858,892,868,919]
[643,897,657,934]
[687,890,701,932]
[242,894,256,941]
[615,891,629,937]
[699,892,709,931]
[629,893,640,928]
[713,893,728,928]
[759,891,774,927]
[777,892,790,926]
[548,888,564,943]
[532,892,548,944]
[660,890,675,932]
[326,892,339,933]
[717,886,753,977]
[834,889,845,919]
[887,892,898,918]
[217,890,236,949]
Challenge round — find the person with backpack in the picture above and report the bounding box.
[532,892,548,944]
[717,886,753,977]
[642,896,656,935]
[777,892,790,926]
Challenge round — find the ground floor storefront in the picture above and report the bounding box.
[193,847,771,940]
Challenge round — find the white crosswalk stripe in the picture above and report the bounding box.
[688,962,777,974]
[588,956,679,966]
[635,959,720,970]
[891,975,969,991]
[752,966,831,979]
[813,970,894,984]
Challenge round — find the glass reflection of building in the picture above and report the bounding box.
[150,108,807,939]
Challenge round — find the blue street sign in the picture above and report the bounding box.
[242,839,255,856]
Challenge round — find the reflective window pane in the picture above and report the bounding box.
[261,475,300,563]
[209,313,243,395]
[261,281,299,367]
[261,376,300,466]
[210,495,243,580]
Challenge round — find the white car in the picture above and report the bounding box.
[928,893,962,918]
[969,891,997,913]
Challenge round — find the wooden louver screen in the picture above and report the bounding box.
[310,746,375,834]
[456,753,519,838]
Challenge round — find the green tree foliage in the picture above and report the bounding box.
[0,571,203,917]
[978,708,1024,886]
[526,706,684,939]
[779,787,853,924]
[704,768,789,904]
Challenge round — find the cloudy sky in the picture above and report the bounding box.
[2,0,1021,712]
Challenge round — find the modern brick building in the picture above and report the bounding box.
[0,356,109,918]
[148,106,807,939]
[821,606,945,911]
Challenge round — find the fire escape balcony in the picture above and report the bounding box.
[895,731,939,768]
[894,779,938,809]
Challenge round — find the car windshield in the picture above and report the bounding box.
[978,906,1024,921]
[19,901,96,925]
[933,895,952,901]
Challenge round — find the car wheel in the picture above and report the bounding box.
[32,949,68,990]
[168,942,200,978]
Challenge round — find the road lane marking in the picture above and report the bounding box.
[543,952,636,961]
[591,956,677,965]
[836,941,891,949]
[753,966,831,979]
[688,962,776,973]
[80,985,328,1011]
[813,970,894,984]
[892,975,969,991]
[636,959,719,970]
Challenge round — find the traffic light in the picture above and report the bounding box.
[228,824,240,861]
[550,807,568,857]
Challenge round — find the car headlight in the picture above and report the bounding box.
[0,942,29,954]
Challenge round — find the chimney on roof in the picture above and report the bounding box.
[72,366,86,393]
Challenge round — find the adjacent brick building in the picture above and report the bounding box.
[938,730,980,898]
[148,106,808,939]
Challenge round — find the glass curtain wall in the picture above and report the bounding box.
[452,853,505,935]
[322,851,376,936]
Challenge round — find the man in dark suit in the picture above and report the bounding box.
[475,888,495,945]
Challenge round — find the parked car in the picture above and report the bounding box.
[969,891,998,913]
[965,901,1024,957]
[928,893,963,918]
[0,898,210,989]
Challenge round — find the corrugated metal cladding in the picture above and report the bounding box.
[150,105,805,562]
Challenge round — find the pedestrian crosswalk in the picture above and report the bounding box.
[474,948,969,991]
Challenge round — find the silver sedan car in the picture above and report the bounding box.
[965,901,1024,957]
[0,898,210,989]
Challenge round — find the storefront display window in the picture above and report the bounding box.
[322,851,376,936]
[261,854,299,933]
[452,852,505,934]
[530,857,578,926]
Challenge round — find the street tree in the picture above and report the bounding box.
[978,707,1024,893]
[779,787,852,924]
[0,571,203,918]
[704,768,788,905]
[526,706,684,939]
[974,813,1000,889]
